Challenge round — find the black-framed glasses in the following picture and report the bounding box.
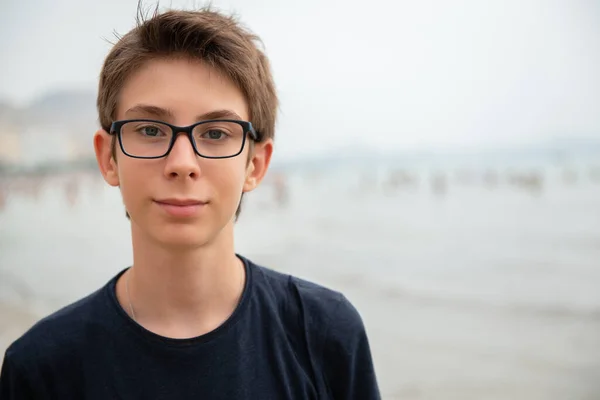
[109,119,259,159]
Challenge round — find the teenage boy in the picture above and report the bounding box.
[0,7,380,399]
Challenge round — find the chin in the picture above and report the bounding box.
[152,223,219,249]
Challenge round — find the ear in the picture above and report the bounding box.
[93,129,120,187]
[243,139,273,193]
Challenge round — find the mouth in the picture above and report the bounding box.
[154,198,208,217]
[155,198,207,206]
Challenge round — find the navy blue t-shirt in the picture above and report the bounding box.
[1,256,380,399]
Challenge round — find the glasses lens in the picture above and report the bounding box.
[193,121,245,158]
[120,121,172,157]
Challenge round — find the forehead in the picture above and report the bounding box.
[116,57,249,122]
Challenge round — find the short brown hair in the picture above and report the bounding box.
[97,5,278,220]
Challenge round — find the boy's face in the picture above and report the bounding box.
[94,57,272,248]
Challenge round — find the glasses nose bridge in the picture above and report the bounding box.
[168,124,198,155]
[172,123,196,137]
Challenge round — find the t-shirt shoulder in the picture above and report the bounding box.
[252,262,347,320]
[251,261,365,352]
[250,260,379,399]
[4,286,106,367]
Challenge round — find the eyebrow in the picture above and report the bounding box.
[124,104,244,122]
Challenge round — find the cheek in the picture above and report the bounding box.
[117,160,151,206]
[206,161,247,197]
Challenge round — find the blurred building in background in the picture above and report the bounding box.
[0,90,97,171]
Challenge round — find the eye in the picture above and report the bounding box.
[139,125,163,137]
[203,129,227,140]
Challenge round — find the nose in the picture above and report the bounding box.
[163,133,201,180]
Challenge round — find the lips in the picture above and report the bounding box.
[155,198,207,206]
[154,198,207,217]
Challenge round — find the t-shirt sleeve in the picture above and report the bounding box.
[0,350,34,400]
[321,295,381,400]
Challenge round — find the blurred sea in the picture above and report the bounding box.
[1,154,600,399]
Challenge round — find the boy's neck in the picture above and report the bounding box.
[115,222,246,339]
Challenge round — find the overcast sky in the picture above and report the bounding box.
[1,0,599,158]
